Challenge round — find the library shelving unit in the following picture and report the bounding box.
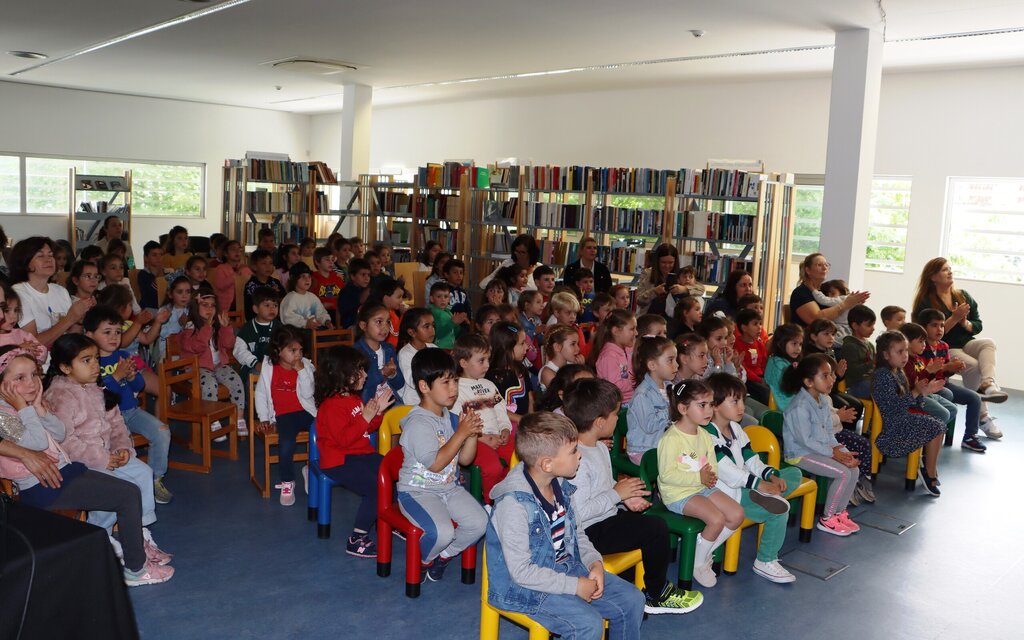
[69,169,132,255]
[223,156,320,248]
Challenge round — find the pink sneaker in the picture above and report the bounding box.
[276,481,296,506]
[816,513,853,537]
[837,510,860,533]
[124,560,175,586]
[144,539,173,566]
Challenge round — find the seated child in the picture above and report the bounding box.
[803,318,863,429]
[280,262,332,330]
[486,411,646,638]
[537,364,595,413]
[589,309,637,404]
[609,283,632,311]
[668,295,702,340]
[473,305,500,339]
[839,304,877,399]
[571,268,597,323]
[244,249,286,321]
[428,282,467,350]
[397,308,437,406]
[518,290,546,373]
[626,337,676,464]
[444,258,472,318]
[813,279,852,338]
[354,303,404,405]
[765,323,804,411]
[539,324,580,392]
[636,314,668,338]
[137,241,166,311]
[0,286,47,362]
[311,247,344,314]
[233,289,283,383]
[734,308,769,406]
[337,258,372,329]
[881,305,907,332]
[547,292,588,360]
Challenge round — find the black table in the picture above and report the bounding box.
[1,500,139,640]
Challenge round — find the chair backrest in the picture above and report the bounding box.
[378,447,404,511]
[378,404,414,455]
[155,275,168,308]
[639,448,661,503]
[309,421,320,465]
[610,407,629,460]
[393,262,419,290]
[227,274,247,327]
[127,268,142,302]
[411,271,429,307]
[311,328,355,365]
[248,373,258,427]
[744,425,781,468]
[760,409,784,444]
[165,333,182,360]
[157,356,201,420]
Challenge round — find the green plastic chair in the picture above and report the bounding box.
[761,409,829,509]
[639,449,706,590]
[461,465,483,503]
[611,407,641,478]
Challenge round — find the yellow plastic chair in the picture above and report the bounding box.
[479,546,644,639]
[768,393,778,411]
[866,401,924,490]
[378,405,413,455]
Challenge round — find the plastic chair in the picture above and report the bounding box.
[307,415,370,537]
[610,407,640,478]
[377,405,414,455]
[376,448,477,598]
[158,356,238,474]
[866,401,925,491]
[249,373,309,498]
[638,449,705,590]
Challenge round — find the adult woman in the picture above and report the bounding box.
[94,215,135,268]
[912,257,1007,405]
[162,225,193,272]
[480,234,542,291]
[10,237,94,346]
[636,243,687,316]
[789,253,869,328]
[562,237,612,293]
[704,269,755,320]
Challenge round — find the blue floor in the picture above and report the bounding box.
[130,392,1022,640]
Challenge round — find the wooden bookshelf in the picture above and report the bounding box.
[69,169,132,256]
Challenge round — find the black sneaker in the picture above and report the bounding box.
[961,436,987,453]
[420,560,433,584]
[644,583,704,614]
[426,554,452,582]
[748,488,790,515]
[919,468,941,497]
[345,534,377,558]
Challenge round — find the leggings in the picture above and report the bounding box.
[275,410,313,483]
[585,510,670,597]
[321,453,382,533]
[200,366,245,417]
[793,453,859,517]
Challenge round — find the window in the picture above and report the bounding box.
[943,177,1024,285]
[792,175,824,256]
[0,156,19,213]
[865,177,912,273]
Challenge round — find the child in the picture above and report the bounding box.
[184,255,213,291]
[337,258,372,329]
[137,241,166,310]
[452,334,514,499]
[874,329,958,489]
[589,309,637,404]
[398,347,487,582]
[813,279,852,337]
[703,373,800,583]
[675,265,706,298]
[563,377,704,614]
[736,294,770,343]
[443,258,471,317]
[781,354,863,534]
[366,250,387,288]
[537,364,596,412]
[397,308,436,406]
[627,336,677,464]
[486,411,646,637]
[532,264,557,309]
[487,322,533,423]
[673,333,709,383]
[374,242,395,277]
[734,308,769,405]
[881,305,907,332]
[233,288,283,383]
[255,325,318,506]
[0,345,173,586]
[840,304,877,398]
[696,316,746,382]
[765,323,804,411]
[211,239,250,314]
[157,276,192,360]
[804,318,865,433]
[428,282,466,350]
[900,322,957,428]
[474,305,500,339]
[0,287,47,362]
[668,295,702,340]
[636,313,668,338]
[311,246,345,315]
[610,283,632,311]
[572,268,596,322]
[423,252,451,303]
[496,303,518,323]
[503,264,530,307]
[257,227,276,253]
[68,259,102,306]
[85,306,173,505]
[299,237,317,267]
[355,303,404,406]
[539,324,580,392]
[350,236,366,260]
[518,290,546,372]
[591,292,614,326]
[244,249,286,321]
[331,236,353,281]
[364,277,404,349]
[274,243,300,288]
[280,262,332,330]
[179,290,247,436]
[99,253,141,314]
[96,285,167,396]
[484,278,509,306]
[657,379,744,588]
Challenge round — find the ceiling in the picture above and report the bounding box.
[3,0,1024,114]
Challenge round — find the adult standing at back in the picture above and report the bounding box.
[10,237,94,346]
[789,253,869,328]
[562,237,612,293]
[480,234,543,291]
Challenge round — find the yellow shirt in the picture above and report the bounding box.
[657,425,717,506]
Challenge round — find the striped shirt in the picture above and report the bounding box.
[525,471,570,564]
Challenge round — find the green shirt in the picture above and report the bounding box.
[840,335,876,388]
[430,304,457,349]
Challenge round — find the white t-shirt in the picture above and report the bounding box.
[13,282,73,333]
[398,342,437,406]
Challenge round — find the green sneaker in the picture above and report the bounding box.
[153,478,174,505]
[644,583,703,615]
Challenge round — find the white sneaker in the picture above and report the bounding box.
[301,464,309,495]
[236,419,248,437]
[979,415,1004,439]
[277,481,296,506]
[753,559,796,583]
[692,560,717,588]
[978,383,1008,403]
[211,420,227,443]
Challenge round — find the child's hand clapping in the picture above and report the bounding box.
[699,463,717,488]
[381,360,397,378]
[136,309,154,326]
[836,358,848,378]
[217,312,232,328]
[913,377,931,396]
[926,379,946,394]
[925,358,945,374]
[945,358,966,374]
[155,307,172,325]
[613,476,650,502]
[456,408,483,440]
[497,428,510,446]
[836,406,857,423]
[361,395,387,423]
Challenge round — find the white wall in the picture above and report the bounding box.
[0,81,311,257]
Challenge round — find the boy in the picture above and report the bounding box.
[185,255,212,291]
[443,258,472,318]
[533,265,557,312]
[137,241,164,310]
[349,236,365,259]
[881,305,907,331]
[636,314,667,338]
[337,258,371,329]
[366,250,388,288]
[244,249,285,321]
[487,411,646,639]
[734,308,770,405]
[572,268,597,322]
[311,247,345,315]
[814,279,852,337]
[332,236,353,281]
[427,282,467,349]
[919,308,997,444]
[675,265,706,298]
[257,227,277,253]
[899,321,959,431]
[592,293,614,326]
[703,373,800,583]
[563,378,703,614]
[85,305,174,505]
[840,304,877,398]
[233,288,283,382]
[547,291,588,360]
[398,348,487,582]
[452,334,513,499]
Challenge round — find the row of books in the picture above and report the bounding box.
[482,198,519,223]
[523,202,586,229]
[420,194,464,220]
[521,165,592,192]
[592,167,675,195]
[594,207,665,237]
[679,211,756,243]
[421,228,459,255]
[312,192,330,214]
[309,161,337,184]
[676,169,763,199]
[247,189,306,214]
[238,159,310,184]
[379,191,412,214]
[417,163,490,189]
[683,253,752,284]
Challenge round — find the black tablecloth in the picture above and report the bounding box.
[1,500,139,640]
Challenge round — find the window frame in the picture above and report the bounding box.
[941,175,1024,286]
[864,175,913,274]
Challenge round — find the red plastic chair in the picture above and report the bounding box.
[376,447,478,598]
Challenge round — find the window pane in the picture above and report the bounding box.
[945,178,1024,285]
[865,177,911,273]
[793,185,823,255]
[0,156,18,213]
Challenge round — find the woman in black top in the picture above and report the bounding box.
[789,253,869,328]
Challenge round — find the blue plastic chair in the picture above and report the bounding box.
[306,421,338,538]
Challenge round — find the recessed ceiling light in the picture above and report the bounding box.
[7,51,48,60]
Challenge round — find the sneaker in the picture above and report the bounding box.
[144,539,174,566]
[153,478,174,505]
[752,559,796,584]
[301,464,309,495]
[749,488,790,515]
[855,478,876,503]
[276,481,296,506]
[978,383,1008,403]
[961,436,988,453]
[211,420,227,443]
[922,476,941,497]
[236,419,248,437]
[848,490,863,507]
[817,514,853,537]
[124,560,175,587]
[420,560,433,583]
[392,529,407,542]
[426,554,452,582]
[979,415,1003,439]
[345,533,378,558]
[692,560,717,588]
[644,583,704,614]
[836,510,860,533]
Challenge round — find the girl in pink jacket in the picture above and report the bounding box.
[588,309,638,404]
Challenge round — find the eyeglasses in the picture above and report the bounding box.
[79,273,101,280]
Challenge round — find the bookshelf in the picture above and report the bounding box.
[68,169,132,255]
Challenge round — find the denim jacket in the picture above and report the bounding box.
[625,374,671,457]
[354,339,404,405]
[486,465,602,614]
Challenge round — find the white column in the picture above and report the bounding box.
[820,28,883,290]
[339,83,373,180]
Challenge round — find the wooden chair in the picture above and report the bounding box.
[411,271,429,307]
[2,478,87,522]
[159,356,238,474]
[248,373,309,498]
[311,328,355,366]
[127,268,142,302]
[164,334,235,405]
[394,262,420,301]
[227,274,247,327]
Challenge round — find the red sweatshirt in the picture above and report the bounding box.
[734,333,768,383]
[317,393,383,469]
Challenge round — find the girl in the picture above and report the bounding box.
[368,277,405,349]
[657,378,745,588]
[589,309,637,404]
[374,243,395,278]
[674,333,709,383]
[0,286,47,362]
[0,345,173,586]
[53,241,71,275]
[536,364,595,413]
[212,239,251,313]
[872,331,947,496]
[539,324,580,392]
[397,308,436,406]
[68,259,102,305]
[313,344,389,558]
[184,255,212,291]
[423,252,451,303]
[781,354,863,534]
[483,278,508,307]
[804,318,865,431]
[162,225,193,272]
[669,296,702,339]
[275,243,301,289]
[255,325,317,506]
[486,321,532,423]
[518,290,546,371]
[354,303,404,405]
[179,290,247,436]
[474,304,500,338]
[95,215,135,268]
[697,316,746,380]
[280,262,332,330]
[627,336,677,464]
[98,253,141,314]
[157,276,193,361]
[610,284,632,311]
[764,323,804,411]
[499,264,529,307]
[418,240,441,273]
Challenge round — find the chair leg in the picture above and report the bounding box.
[228,408,238,461]
[316,477,332,539]
[799,490,816,543]
[307,465,318,522]
[200,420,212,474]
[405,532,423,598]
[377,519,392,578]
[905,448,922,491]
[262,437,271,499]
[461,544,477,584]
[723,530,741,575]
[479,599,501,640]
[676,532,698,591]
[944,419,955,447]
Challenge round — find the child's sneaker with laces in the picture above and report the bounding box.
[817,513,853,537]
[211,420,227,443]
[644,583,704,614]
[979,415,1003,439]
[276,481,296,506]
[692,560,717,588]
[836,510,860,533]
[124,560,175,587]
[236,419,248,437]
[855,478,876,503]
[144,539,174,566]
[752,559,796,583]
[346,533,377,558]
[961,435,987,453]
[153,477,174,504]
[426,554,452,582]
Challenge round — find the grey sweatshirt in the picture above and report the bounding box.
[574,442,621,530]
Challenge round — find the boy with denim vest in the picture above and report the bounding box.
[486,411,645,640]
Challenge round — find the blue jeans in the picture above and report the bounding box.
[88,457,157,532]
[941,382,981,438]
[920,393,956,425]
[527,571,645,640]
[275,410,313,483]
[122,407,169,478]
[322,453,382,533]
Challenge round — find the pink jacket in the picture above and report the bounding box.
[180,323,236,370]
[212,262,252,314]
[595,342,635,403]
[0,329,47,363]
[43,376,135,471]
[0,402,70,490]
